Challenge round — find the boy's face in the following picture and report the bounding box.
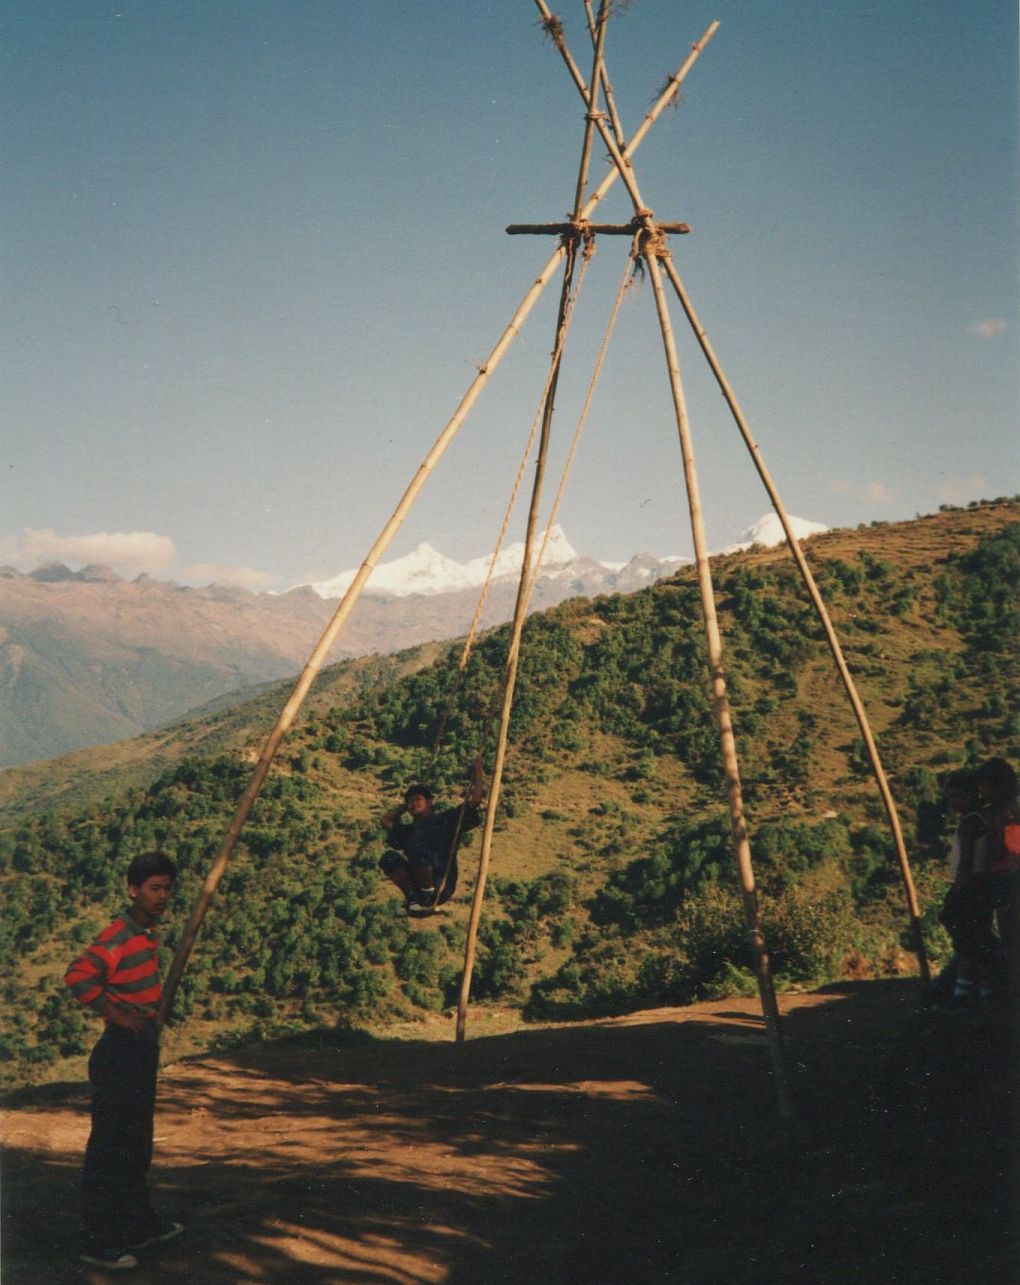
[406,792,432,817]
[129,874,174,926]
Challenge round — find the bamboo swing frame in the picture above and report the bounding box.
[159,3,931,1120]
[158,3,717,1027]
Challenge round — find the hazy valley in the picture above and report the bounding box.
[0,527,701,769]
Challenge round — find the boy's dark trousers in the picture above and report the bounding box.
[80,1025,160,1249]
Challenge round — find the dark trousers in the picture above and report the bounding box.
[80,1026,160,1249]
[379,849,458,903]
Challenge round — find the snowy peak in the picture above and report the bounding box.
[307,543,464,599]
[302,515,827,602]
[720,513,828,554]
[307,526,583,600]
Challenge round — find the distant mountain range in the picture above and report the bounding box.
[302,516,824,600]
[303,525,688,599]
[0,515,826,767]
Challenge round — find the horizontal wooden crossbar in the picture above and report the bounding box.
[506,220,690,236]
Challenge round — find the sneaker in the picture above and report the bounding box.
[395,902,411,917]
[409,900,448,917]
[413,887,436,908]
[80,1247,138,1269]
[128,1220,183,1249]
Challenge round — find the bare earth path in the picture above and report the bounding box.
[2,981,1015,1284]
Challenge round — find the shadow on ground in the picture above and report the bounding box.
[2,981,1016,1284]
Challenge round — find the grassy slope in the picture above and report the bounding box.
[1,500,1017,1087]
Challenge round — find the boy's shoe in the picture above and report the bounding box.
[395,901,412,917]
[80,1247,138,1269]
[413,888,436,908]
[128,1220,184,1249]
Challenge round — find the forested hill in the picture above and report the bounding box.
[1,500,1017,1083]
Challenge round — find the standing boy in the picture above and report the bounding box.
[975,757,1020,999]
[937,769,988,1007]
[65,851,183,1270]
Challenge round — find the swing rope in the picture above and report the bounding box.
[523,245,636,610]
[424,234,598,907]
[431,242,631,910]
[425,233,596,777]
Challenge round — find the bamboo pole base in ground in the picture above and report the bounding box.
[641,235,794,1120]
[531,0,792,1117]
[658,253,930,988]
[458,2,612,1043]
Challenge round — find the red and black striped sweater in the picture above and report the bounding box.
[65,910,162,1025]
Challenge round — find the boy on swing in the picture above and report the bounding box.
[380,759,486,915]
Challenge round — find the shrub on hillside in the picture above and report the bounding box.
[935,523,1020,648]
[760,885,856,982]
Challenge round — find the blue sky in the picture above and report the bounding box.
[2,0,1017,591]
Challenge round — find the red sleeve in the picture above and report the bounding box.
[65,934,121,1012]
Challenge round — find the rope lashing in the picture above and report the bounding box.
[523,250,634,609]
[638,222,671,261]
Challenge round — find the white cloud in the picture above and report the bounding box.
[864,482,895,507]
[967,318,1007,338]
[182,562,274,591]
[0,527,176,573]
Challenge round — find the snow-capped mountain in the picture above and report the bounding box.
[303,515,827,602]
[719,513,828,555]
[305,526,688,601]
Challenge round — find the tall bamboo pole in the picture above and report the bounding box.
[584,0,628,153]
[455,241,577,1042]
[580,0,924,987]
[570,0,609,216]
[643,233,793,1118]
[158,13,713,1026]
[159,256,565,1025]
[454,235,629,1047]
[534,1,717,227]
[457,4,613,1042]
[538,0,927,996]
[535,4,719,222]
[660,256,930,984]
[533,1,794,1115]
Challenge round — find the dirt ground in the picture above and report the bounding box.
[1,980,1016,1284]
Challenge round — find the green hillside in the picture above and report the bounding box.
[1,500,1017,1086]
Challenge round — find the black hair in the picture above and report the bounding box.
[127,851,177,888]
[404,783,433,805]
